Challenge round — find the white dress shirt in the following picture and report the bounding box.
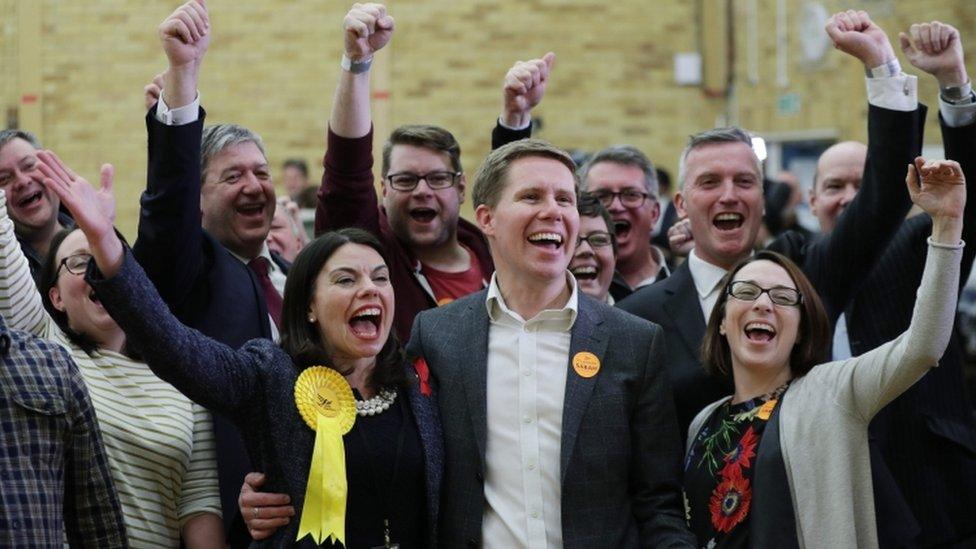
[687,249,730,321]
[482,273,579,549]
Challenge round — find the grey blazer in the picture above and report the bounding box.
[406,291,695,548]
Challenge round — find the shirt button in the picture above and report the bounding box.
[523,369,532,377]
[522,416,532,424]
[531,511,539,519]
[527,462,536,470]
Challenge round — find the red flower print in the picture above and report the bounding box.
[413,357,432,396]
[709,468,752,533]
[720,425,758,478]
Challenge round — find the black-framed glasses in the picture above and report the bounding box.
[591,189,650,208]
[727,280,802,306]
[576,231,613,248]
[385,171,461,191]
[57,253,93,276]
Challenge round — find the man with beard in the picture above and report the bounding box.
[316,2,553,340]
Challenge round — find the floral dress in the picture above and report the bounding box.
[683,384,788,548]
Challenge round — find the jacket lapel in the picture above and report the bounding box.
[458,298,490,466]
[663,262,707,358]
[560,297,608,482]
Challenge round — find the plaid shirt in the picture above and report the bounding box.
[0,317,128,547]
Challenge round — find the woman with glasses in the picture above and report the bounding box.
[683,158,966,548]
[0,185,224,547]
[569,192,618,303]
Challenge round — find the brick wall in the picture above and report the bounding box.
[0,0,970,235]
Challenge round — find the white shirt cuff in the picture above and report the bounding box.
[939,96,976,128]
[155,91,201,126]
[865,74,918,112]
[497,116,531,132]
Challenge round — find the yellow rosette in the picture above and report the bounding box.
[294,366,356,545]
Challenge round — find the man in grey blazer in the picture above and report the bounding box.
[407,139,694,548]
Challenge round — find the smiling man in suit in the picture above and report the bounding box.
[407,139,694,548]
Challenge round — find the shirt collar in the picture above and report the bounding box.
[230,243,276,270]
[687,248,730,301]
[485,271,578,330]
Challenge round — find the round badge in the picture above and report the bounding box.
[294,366,356,434]
[572,351,601,378]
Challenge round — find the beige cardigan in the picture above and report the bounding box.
[687,240,962,549]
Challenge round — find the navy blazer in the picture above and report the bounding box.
[132,108,289,542]
[89,250,444,548]
[407,290,695,548]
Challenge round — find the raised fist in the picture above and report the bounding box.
[825,10,895,68]
[906,157,966,221]
[899,21,967,87]
[343,3,394,61]
[159,0,210,69]
[502,52,556,128]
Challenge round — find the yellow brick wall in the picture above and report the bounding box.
[0,0,971,236]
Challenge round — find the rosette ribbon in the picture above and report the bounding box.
[294,366,356,545]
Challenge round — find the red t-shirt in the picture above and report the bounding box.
[420,247,486,306]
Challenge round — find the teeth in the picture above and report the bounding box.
[715,213,743,221]
[355,307,381,318]
[528,232,563,244]
[571,266,598,275]
[745,322,775,334]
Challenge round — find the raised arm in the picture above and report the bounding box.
[0,190,54,336]
[829,159,966,419]
[315,3,394,237]
[132,0,211,308]
[37,150,265,418]
[778,11,923,319]
[903,21,976,282]
[491,53,555,149]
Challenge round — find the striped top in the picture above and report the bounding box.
[0,194,221,548]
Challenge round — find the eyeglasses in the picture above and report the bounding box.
[576,231,613,248]
[57,253,93,276]
[591,189,651,208]
[727,280,802,306]
[385,171,461,191]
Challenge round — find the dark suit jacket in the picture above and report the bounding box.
[90,250,444,548]
[132,108,288,542]
[406,291,695,548]
[618,104,925,435]
[847,117,976,546]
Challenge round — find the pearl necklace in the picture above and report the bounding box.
[356,388,397,417]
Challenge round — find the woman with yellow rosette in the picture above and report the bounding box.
[35,150,443,548]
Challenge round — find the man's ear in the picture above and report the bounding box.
[674,191,687,218]
[456,173,467,204]
[48,285,66,312]
[475,204,494,236]
[380,178,390,199]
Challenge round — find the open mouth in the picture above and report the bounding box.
[236,203,265,218]
[713,212,744,231]
[613,219,631,239]
[409,208,437,223]
[744,321,776,343]
[349,306,382,338]
[17,191,43,209]
[527,232,563,250]
[570,264,599,281]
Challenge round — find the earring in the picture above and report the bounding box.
[308,315,316,323]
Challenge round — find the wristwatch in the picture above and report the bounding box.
[340,54,373,74]
[941,80,974,105]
